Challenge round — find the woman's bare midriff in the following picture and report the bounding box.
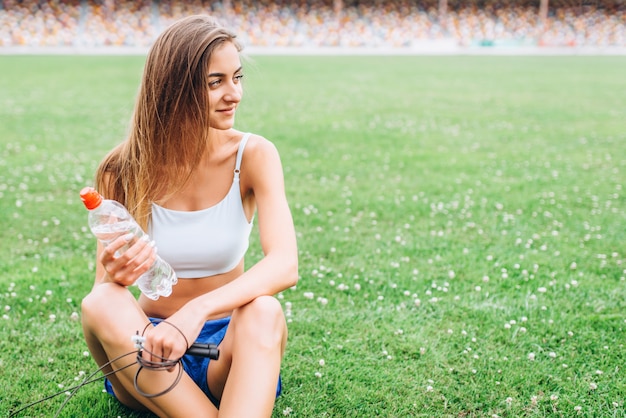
[138,261,244,320]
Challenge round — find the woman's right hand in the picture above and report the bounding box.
[98,233,157,286]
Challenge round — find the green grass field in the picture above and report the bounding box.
[1,53,626,417]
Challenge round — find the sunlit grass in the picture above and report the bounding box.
[1,54,626,417]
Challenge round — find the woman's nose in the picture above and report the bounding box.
[224,83,242,103]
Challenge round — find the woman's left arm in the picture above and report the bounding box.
[190,136,299,318]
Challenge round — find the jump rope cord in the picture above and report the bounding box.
[10,351,137,418]
[10,320,191,418]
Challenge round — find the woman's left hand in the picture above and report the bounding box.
[141,308,205,370]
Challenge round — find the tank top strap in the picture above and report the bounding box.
[234,133,251,179]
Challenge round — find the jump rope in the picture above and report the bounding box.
[8,320,219,418]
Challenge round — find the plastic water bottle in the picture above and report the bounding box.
[79,186,177,300]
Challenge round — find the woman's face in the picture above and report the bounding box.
[207,42,243,131]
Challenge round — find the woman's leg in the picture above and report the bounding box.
[207,295,288,418]
[81,283,218,418]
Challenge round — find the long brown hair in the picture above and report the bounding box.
[95,15,242,230]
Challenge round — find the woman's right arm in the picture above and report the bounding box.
[91,170,156,289]
[92,228,156,289]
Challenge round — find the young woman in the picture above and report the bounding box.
[81,15,298,417]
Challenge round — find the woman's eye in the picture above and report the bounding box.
[234,74,244,82]
[209,79,221,87]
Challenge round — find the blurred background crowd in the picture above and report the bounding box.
[1,0,625,49]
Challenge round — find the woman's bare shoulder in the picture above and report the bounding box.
[243,133,280,161]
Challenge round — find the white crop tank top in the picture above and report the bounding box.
[149,133,254,278]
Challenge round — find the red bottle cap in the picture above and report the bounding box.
[80,187,103,210]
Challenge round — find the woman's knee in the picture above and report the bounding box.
[81,283,141,344]
[82,283,129,321]
[234,296,287,349]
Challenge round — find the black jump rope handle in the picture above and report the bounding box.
[186,343,220,360]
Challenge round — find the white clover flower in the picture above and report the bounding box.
[590,382,598,390]
[528,352,536,361]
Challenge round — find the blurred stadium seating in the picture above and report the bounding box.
[0,0,624,49]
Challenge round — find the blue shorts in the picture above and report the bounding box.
[104,316,282,408]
